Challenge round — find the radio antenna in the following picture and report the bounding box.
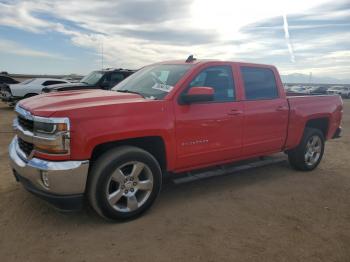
[101,41,104,70]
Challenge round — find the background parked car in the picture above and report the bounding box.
[308,86,329,95]
[42,68,135,93]
[1,78,69,106]
[288,86,310,94]
[327,86,350,98]
[0,74,19,86]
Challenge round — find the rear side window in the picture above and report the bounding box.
[189,66,235,102]
[42,80,66,86]
[108,73,125,86]
[100,73,125,89]
[241,67,278,100]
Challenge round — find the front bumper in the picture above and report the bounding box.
[1,95,18,102]
[9,137,89,210]
[0,86,18,102]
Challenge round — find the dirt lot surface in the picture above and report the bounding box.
[0,100,349,262]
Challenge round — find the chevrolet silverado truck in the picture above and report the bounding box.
[9,58,343,220]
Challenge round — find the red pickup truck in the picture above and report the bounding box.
[9,58,343,220]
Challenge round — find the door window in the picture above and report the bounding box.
[42,80,66,86]
[188,66,235,102]
[241,67,278,100]
[109,73,125,86]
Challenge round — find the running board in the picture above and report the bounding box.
[172,155,287,184]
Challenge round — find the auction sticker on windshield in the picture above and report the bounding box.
[151,83,174,92]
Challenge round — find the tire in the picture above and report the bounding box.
[288,128,325,171]
[87,146,162,220]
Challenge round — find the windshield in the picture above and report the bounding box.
[80,71,103,85]
[20,79,34,85]
[112,64,192,99]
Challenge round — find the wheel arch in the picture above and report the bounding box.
[90,136,167,173]
[305,117,329,138]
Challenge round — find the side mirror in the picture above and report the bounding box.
[181,86,214,104]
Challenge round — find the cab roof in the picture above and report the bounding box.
[154,56,275,69]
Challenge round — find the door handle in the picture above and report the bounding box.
[276,105,287,111]
[228,109,243,116]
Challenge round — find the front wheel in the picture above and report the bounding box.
[88,146,162,220]
[288,128,325,171]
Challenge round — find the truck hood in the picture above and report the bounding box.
[19,89,145,117]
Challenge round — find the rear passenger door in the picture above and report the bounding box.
[240,66,288,156]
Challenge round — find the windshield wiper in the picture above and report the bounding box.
[117,89,145,98]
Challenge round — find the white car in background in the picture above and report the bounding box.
[1,78,70,105]
[327,86,350,98]
[289,86,310,94]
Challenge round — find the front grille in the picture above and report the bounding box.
[18,137,34,156]
[18,116,34,132]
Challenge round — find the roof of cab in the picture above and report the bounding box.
[154,56,276,69]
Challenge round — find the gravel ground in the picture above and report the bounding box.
[0,100,349,262]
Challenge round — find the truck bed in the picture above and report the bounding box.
[285,94,343,149]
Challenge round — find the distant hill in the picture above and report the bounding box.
[281,73,350,85]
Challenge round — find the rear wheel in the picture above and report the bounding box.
[288,128,325,171]
[88,146,162,220]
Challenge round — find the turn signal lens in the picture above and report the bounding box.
[56,123,68,132]
[34,143,69,154]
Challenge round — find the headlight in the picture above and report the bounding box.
[34,121,67,134]
[32,117,70,155]
[15,104,71,156]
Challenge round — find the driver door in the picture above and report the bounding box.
[174,65,243,171]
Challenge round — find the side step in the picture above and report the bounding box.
[172,154,287,184]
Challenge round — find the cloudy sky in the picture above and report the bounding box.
[0,0,349,80]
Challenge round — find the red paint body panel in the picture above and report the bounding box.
[18,60,343,173]
[241,98,289,156]
[284,95,343,148]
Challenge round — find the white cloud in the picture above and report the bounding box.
[0,39,69,59]
[0,1,50,32]
[0,0,349,79]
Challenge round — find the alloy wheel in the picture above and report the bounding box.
[106,161,153,212]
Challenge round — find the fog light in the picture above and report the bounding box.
[41,171,50,188]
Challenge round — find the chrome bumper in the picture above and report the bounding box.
[9,137,89,195]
